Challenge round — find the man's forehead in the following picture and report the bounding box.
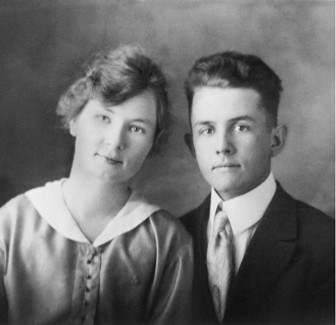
[192,87,261,111]
[190,88,273,130]
[192,86,261,102]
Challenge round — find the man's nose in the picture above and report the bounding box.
[105,124,127,151]
[215,130,235,155]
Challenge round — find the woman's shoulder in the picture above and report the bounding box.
[0,193,40,238]
[0,179,65,228]
[146,209,192,246]
[1,192,35,216]
[148,208,183,226]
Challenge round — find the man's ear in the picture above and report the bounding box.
[271,124,287,157]
[184,133,196,158]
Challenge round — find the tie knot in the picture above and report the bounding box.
[214,204,230,234]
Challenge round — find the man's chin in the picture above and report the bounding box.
[211,180,243,200]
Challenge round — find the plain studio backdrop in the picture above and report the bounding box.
[0,0,334,218]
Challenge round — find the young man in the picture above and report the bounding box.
[181,51,334,325]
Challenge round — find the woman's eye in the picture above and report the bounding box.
[200,128,214,135]
[130,125,145,134]
[97,115,110,123]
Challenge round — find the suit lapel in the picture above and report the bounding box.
[225,184,297,320]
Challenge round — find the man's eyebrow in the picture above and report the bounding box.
[193,115,256,127]
[229,115,257,123]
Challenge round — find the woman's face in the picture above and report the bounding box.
[69,91,157,185]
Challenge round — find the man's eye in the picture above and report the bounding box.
[200,128,214,135]
[130,125,145,134]
[234,124,249,132]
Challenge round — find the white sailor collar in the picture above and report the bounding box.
[26,179,161,247]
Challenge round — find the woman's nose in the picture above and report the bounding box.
[105,125,127,151]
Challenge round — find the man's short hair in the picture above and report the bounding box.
[184,51,283,127]
[57,45,171,154]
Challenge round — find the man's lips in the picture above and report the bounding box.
[96,153,123,164]
[212,163,240,170]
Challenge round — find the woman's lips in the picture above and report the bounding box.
[96,153,123,164]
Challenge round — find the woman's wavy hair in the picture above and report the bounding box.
[57,45,171,154]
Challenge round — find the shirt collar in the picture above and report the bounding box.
[210,173,276,235]
[26,179,161,247]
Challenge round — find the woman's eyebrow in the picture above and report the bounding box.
[131,118,155,127]
[102,107,155,127]
[103,106,115,113]
[193,121,214,128]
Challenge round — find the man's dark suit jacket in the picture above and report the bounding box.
[181,183,335,325]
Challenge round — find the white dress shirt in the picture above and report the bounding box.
[207,173,276,272]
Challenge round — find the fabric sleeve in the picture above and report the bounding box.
[0,248,8,324]
[306,243,335,325]
[148,238,194,325]
[0,208,8,325]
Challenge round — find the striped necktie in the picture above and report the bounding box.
[207,204,235,323]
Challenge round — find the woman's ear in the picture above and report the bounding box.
[69,118,77,137]
[184,133,196,158]
[271,124,287,157]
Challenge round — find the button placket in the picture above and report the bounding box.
[80,246,102,325]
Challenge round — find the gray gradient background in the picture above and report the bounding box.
[0,0,334,217]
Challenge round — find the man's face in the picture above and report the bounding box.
[188,87,285,201]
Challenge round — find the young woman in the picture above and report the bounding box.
[0,45,193,325]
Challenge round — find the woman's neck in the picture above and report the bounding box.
[63,172,131,222]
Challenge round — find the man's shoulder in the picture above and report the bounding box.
[180,209,197,236]
[180,206,199,225]
[273,183,334,243]
[180,195,211,234]
[277,184,333,221]
[294,197,333,219]
[294,197,334,239]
